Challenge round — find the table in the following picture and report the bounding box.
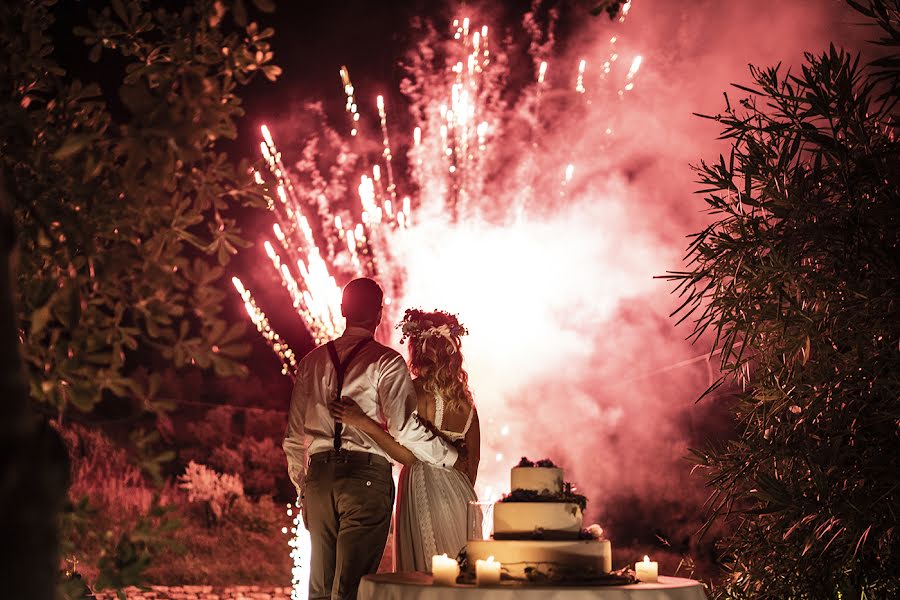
[358,572,708,600]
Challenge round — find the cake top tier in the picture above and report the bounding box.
[511,457,564,493]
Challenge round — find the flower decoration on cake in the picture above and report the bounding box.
[498,487,588,511]
[586,524,605,539]
[397,308,468,346]
[517,457,558,468]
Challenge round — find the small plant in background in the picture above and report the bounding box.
[56,423,184,597]
[58,495,180,599]
[211,435,285,496]
[230,495,282,534]
[58,423,155,517]
[178,461,244,526]
[183,403,291,498]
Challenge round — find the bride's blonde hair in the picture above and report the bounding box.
[398,309,474,413]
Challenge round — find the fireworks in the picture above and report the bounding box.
[286,500,311,600]
[576,58,587,93]
[237,8,643,598]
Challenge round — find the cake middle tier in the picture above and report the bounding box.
[493,502,583,537]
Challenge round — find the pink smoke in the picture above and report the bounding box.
[388,0,870,573]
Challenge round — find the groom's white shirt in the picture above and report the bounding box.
[283,326,458,496]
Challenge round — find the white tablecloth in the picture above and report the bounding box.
[358,572,709,600]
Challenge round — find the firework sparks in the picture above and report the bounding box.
[621,55,643,93]
[286,500,311,600]
[231,277,297,375]
[340,66,360,137]
[576,59,587,93]
[237,11,646,598]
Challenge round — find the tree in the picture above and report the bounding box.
[588,0,632,19]
[1,0,277,439]
[1,175,70,600]
[667,1,899,597]
[0,0,279,593]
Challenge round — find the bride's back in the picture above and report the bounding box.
[413,378,471,438]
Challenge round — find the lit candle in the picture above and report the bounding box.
[635,555,658,583]
[431,554,459,586]
[475,555,502,585]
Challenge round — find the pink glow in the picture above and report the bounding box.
[241,2,870,578]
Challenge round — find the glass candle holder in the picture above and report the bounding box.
[467,500,494,541]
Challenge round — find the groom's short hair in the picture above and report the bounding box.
[341,278,383,325]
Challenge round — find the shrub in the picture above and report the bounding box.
[245,409,288,441]
[209,444,244,477]
[57,423,153,518]
[178,461,244,526]
[186,405,239,448]
[230,495,283,534]
[238,436,285,496]
[206,436,284,497]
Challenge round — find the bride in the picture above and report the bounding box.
[330,308,480,571]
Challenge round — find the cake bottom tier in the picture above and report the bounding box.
[467,539,612,580]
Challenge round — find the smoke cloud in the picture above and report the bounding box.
[387,0,870,572]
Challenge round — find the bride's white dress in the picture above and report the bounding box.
[394,396,477,572]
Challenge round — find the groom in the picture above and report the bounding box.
[284,277,460,600]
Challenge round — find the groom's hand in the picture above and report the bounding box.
[300,492,309,529]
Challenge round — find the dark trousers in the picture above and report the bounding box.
[305,450,394,600]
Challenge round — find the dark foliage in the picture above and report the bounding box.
[665,2,900,597]
[0,0,277,421]
[587,0,632,19]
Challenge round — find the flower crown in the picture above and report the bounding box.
[397,308,468,346]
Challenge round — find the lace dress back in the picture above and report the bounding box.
[394,392,478,572]
[434,392,474,442]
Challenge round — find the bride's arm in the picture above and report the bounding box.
[463,409,481,485]
[329,397,418,466]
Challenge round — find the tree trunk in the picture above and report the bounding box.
[0,170,70,598]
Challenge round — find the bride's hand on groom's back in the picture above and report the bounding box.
[451,439,468,472]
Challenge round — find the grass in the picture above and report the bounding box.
[142,515,293,585]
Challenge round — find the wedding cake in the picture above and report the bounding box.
[466,458,613,581]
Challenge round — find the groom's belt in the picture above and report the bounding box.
[308,450,390,468]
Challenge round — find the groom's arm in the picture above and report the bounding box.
[283,367,309,499]
[378,354,459,467]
